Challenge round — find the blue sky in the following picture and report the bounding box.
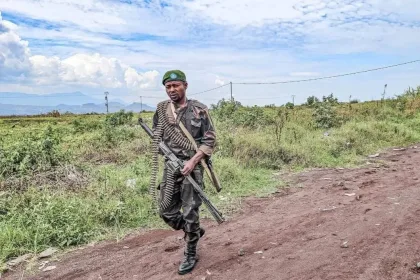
[1,0,420,106]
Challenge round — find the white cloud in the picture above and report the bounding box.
[173,0,420,55]
[0,11,159,90]
[125,67,159,89]
[181,0,303,26]
[372,0,420,21]
[28,53,160,89]
[0,11,31,77]
[1,1,420,105]
[215,76,226,86]
[0,0,185,36]
[178,0,420,28]
[3,0,420,58]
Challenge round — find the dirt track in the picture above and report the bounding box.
[4,145,420,280]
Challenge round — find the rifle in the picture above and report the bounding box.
[138,118,225,224]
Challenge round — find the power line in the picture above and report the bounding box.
[189,83,230,96]
[137,95,162,99]
[0,95,94,98]
[233,59,420,85]
[238,96,289,100]
[1,59,418,102]
[0,94,164,99]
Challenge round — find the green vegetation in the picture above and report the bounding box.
[1,86,420,269]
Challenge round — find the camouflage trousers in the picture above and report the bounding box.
[158,162,204,244]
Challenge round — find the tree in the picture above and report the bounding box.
[313,102,338,129]
[322,93,339,105]
[285,102,294,110]
[306,96,319,106]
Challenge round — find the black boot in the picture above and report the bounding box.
[178,242,197,275]
[183,227,205,240]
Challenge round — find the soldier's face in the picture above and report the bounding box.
[165,81,188,103]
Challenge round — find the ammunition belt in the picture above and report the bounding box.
[150,101,195,211]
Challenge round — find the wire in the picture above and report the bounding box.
[1,59,418,101]
[0,94,164,99]
[139,96,163,99]
[239,96,287,100]
[0,95,94,99]
[233,59,420,85]
[189,84,230,96]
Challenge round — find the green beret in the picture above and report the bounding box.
[162,70,187,85]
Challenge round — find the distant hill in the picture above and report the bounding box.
[0,92,155,116]
[0,92,103,106]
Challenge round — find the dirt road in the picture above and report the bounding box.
[4,145,420,280]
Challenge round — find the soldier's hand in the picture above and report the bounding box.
[181,159,196,176]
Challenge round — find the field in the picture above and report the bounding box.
[1,87,420,275]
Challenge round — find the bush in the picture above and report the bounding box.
[212,99,271,128]
[232,106,266,128]
[0,126,67,177]
[100,125,136,146]
[105,110,134,127]
[313,101,338,129]
[322,93,339,105]
[306,96,320,106]
[46,110,61,117]
[285,102,294,110]
[211,99,242,121]
[72,118,102,133]
[265,107,290,142]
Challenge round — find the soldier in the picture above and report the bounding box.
[152,70,216,275]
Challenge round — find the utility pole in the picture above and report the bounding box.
[140,95,143,112]
[349,95,352,110]
[292,95,295,105]
[104,91,109,114]
[382,84,387,100]
[230,81,233,102]
[382,84,387,107]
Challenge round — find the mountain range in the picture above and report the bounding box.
[0,92,156,116]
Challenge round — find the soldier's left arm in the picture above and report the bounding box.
[181,106,216,175]
[197,107,216,157]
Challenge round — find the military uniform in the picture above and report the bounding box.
[152,71,216,274]
[152,99,216,235]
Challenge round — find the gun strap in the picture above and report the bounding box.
[170,101,221,192]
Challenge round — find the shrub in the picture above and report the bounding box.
[306,96,320,106]
[0,126,67,177]
[105,110,134,127]
[232,106,266,128]
[313,101,338,129]
[322,93,339,105]
[285,102,294,110]
[211,98,242,121]
[72,118,102,133]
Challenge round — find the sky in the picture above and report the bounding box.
[0,0,420,106]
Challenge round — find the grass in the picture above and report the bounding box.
[1,88,420,269]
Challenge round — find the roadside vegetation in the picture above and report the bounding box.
[1,86,420,270]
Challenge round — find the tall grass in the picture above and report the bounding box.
[1,87,420,268]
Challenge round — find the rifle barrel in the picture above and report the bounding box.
[138,118,154,138]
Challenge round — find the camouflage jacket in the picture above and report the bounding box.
[152,99,216,159]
